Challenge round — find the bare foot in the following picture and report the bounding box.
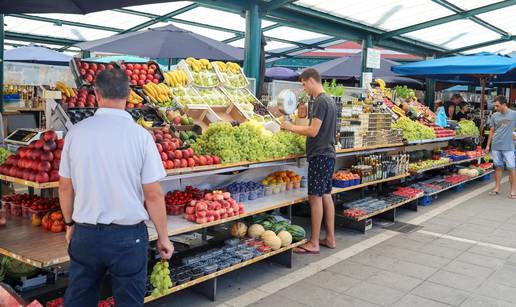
[319,238,336,249]
[293,241,320,254]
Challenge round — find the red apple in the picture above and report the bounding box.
[142,64,148,70]
[87,94,96,104]
[152,79,159,84]
[29,171,36,182]
[22,169,30,180]
[85,74,94,83]
[8,166,17,177]
[139,74,147,81]
[40,151,54,162]
[161,143,170,152]
[127,64,134,70]
[213,156,221,164]
[148,68,155,75]
[155,134,163,143]
[133,69,140,75]
[174,150,183,159]
[167,151,175,160]
[132,74,139,81]
[79,68,86,76]
[180,159,188,168]
[137,80,145,86]
[38,161,52,172]
[134,64,142,70]
[205,155,213,165]
[80,62,89,70]
[199,156,207,166]
[181,149,190,159]
[187,158,195,167]
[77,102,85,108]
[165,160,174,169]
[187,148,194,157]
[193,156,200,165]
[130,80,137,85]
[17,158,25,169]
[98,64,106,70]
[42,130,58,142]
[156,143,163,153]
[147,74,154,81]
[49,170,60,182]
[160,152,168,161]
[145,80,151,84]
[16,168,23,178]
[173,159,181,168]
[125,69,133,77]
[43,141,57,152]
[90,63,97,71]
[35,172,49,183]
[87,69,95,76]
[54,149,62,160]
[52,160,60,171]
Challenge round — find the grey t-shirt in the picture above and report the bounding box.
[306,93,337,160]
[489,109,516,151]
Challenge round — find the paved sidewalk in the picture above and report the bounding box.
[149,177,516,307]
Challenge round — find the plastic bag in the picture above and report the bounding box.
[436,106,447,128]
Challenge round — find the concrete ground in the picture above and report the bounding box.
[149,176,516,307]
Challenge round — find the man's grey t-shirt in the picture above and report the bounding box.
[489,109,516,151]
[306,93,337,160]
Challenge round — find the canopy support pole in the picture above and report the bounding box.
[0,14,4,113]
[424,79,436,110]
[479,76,487,145]
[244,3,262,94]
[360,34,373,88]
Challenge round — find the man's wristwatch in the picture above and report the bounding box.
[64,220,75,227]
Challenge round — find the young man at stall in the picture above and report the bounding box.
[453,102,471,121]
[486,95,516,199]
[281,68,337,254]
[58,68,174,306]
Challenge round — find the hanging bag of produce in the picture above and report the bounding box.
[436,106,447,128]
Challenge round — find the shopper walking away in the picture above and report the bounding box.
[59,68,174,306]
[485,95,516,199]
[281,68,337,254]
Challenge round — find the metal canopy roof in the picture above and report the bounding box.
[3,0,515,60]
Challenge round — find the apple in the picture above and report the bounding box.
[213,156,221,164]
[79,68,86,76]
[22,169,30,180]
[54,149,62,160]
[77,102,85,108]
[142,64,148,70]
[49,170,60,182]
[156,143,163,153]
[193,156,200,165]
[187,158,195,167]
[205,155,213,165]
[155,134,163,143]
[147,74,154,81]
[17,158,25,169]
[31,149,42,160]
[187,148,194,157]
[57,139,64,149]
[125,70,133,77]
[173,159,181,168]
[173,116,181,125]
[87,94,96,104]
[90,63,97,71]
[166,151,175,160]
[8,166,16,177]
[40,151,54,162]
[16,168,23,178]
[131,80,137,85]
[137,80,145,86]
[38,161,52,172]
[162,143,169,152]
[85,74,94,83]
[132,74,139,81]
[152,79,159,84]
[134,64,142,70]
[199,156,207,166]
[165,160,174,169]
[181,149,189,159]
[81,62,89,70]
[160,152,168,161]
[32,160,41,171]
[133,69,140,75]
[127,64,134,70]
[180,159,188,168]
[35,172,49,183]
[87,69,95,76]
[29,171,36,182]
[43,141,57,152]
[52,160,60,171]
[139,74,147,81]
[42,130,58,142]
[147,68,155,75]
[174,150,183,159]
[168,142,177,151]
[98,64,106,70]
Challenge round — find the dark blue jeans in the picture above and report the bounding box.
[64,222,148,307]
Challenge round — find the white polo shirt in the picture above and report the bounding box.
[59,108,166,225]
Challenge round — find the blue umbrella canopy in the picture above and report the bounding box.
[4,45,72,66]
[391,52,516,80]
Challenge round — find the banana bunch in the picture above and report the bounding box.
[375,78,386,90]
[128,89,144,105]
[55,81,76,98]
[143,83,172,104]
[136,117,153,128]
[392,105,406,117]
[213,61,241,74]
[164,70,188,87]
[185,57,212,72]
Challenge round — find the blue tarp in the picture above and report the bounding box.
[391,52,516,84]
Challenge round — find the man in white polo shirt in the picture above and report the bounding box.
[58,68,173,306]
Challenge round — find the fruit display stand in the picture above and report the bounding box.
[409,156,481,174]
[0,175,59,190]
[183,105,222,132]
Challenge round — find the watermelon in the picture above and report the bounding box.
[272,223,288,234]
[261,220,274,230]
[287,225,306,242]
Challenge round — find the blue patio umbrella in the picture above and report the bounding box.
[4,45,72,66]
[392,52,516,142]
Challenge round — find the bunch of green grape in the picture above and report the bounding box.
[150,261,172,297]
[392,117,436,141]
[458,120,479,136]
[0,148,11,165]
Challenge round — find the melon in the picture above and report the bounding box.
[261,230,276,240]
[231,222,247,238]
[263,234,282,250]
[277,231,292,247]
[247,224,265,239]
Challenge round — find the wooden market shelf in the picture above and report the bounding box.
[0,215,67,268]
[144,239,307,303]
[331,173,410,194]
[0,175,59,189]
[338,193,424,222]
[409,157,481,174]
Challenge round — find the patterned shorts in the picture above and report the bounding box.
[308,156,336,197]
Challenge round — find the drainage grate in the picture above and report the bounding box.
[383,222,423,233]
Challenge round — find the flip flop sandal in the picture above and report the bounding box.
[508,194,516,199]
[319,239,336,249]
[489,191,500,196]
[293,246,319,254]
